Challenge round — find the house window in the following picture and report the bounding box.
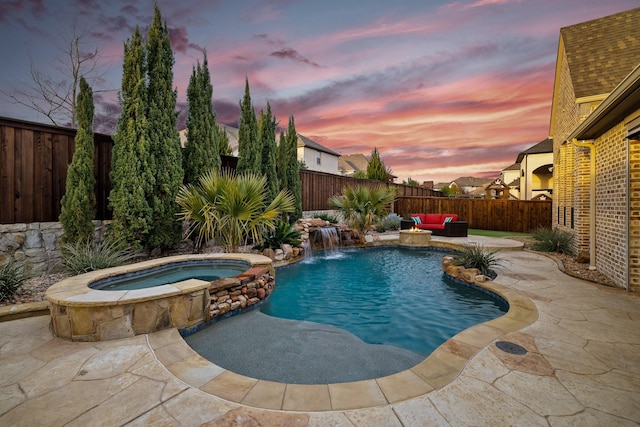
[316,152,321,165]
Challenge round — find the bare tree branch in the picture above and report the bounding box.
[2,20,110,128]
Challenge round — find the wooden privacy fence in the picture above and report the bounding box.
[395,196,552,233]
[300,169,443,211]
[9,116,548,232]
[0,118,241,224]
[1,117,113,224]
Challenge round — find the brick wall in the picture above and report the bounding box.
[552,51,580,250]
[630,138,640,292]
[573,145,591,256]
[594,123,628,288]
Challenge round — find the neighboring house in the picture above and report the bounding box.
[515,138,553,200]
[550,7,640,291]
[500,163,521,199]
[178,124,239,156]
[484,178,511,199]
[180,126,340,174]
[438,177,493,195]
[338,154,369,177]
[296,134,340,174]
[218,124,239,156]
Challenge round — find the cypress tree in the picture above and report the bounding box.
[60,76,96,243]
[258,102,278,201]
[285,115,302,221]
[276,130,287,191]
[183,50,220,184]
[202,52,222,172]
[108,27,152,248]
[145,4,184,249]
[367,147,388,181]
[236,78,260,174]
[217,125,232,156]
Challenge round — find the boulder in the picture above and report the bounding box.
[281,244,293,260]
[263,248,275,260]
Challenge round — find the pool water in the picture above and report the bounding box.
[90,261,247,291]
[261,247,507,356]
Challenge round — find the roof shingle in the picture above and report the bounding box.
[561,7,640,98]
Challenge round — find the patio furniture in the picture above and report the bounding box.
[402,214,468,237]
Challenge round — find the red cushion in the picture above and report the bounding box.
[442,214,458,223]
[423,214,441,224]
[417,223,445,230]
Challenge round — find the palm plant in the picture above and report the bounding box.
[328,185,397,234]
[176,169,295,252]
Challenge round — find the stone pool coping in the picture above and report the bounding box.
[45,253,272,307]
[148,264,538,412]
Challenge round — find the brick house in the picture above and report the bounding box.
[550,7,640,291]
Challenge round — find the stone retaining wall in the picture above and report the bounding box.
[0,220,109,276]
[208,266,274,320]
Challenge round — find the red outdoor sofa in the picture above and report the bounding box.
[400,213,468,237]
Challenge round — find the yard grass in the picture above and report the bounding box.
[468,229,532,238]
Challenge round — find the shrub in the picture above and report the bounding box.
[254,221,302,251]
[453,245,502,277]
[176,169,295,252]
[312,213,338,224]
[61,238,139,276]
[0,259,28,302]
[377,213,402,232]
[531,227,574,254]
[328,185,397,234]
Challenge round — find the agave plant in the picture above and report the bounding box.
[0,258,28,301]
[61,237,139,276]
[531,227,574,254]
[328,185,397,234]
[254,220,302,251]
[176,169,295,252]
[453,245,502,277]
[377,213,402,232]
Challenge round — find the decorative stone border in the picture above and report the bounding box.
[45,253,273,342]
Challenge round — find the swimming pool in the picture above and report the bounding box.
[261,247,508,356]
[185,246,509,384]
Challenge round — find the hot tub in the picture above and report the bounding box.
[45,253,273,341]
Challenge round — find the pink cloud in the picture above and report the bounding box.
[277,64,553,183]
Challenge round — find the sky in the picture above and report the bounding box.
[1,0,638,184]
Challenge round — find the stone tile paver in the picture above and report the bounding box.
[241,380,287,410]
[1,246,640,426]
[392,395,451,426]
[328,380,388,410]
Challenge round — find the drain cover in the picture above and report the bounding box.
[495,341,527,355]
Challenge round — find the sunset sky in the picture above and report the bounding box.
[1,0,637,184]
